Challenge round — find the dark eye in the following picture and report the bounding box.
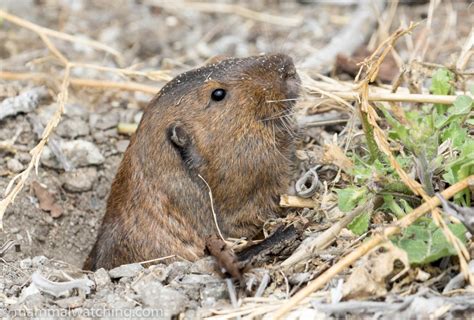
[211,88,226,101]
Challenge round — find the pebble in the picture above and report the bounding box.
[38,103,89,126]
[56,118,90,138]
[31,256,48,267]
[89,112,119,130]
[54,296,84,309]
[115,139,129,153]
[134,111,143,124]
[19,258,32,269]
[41,140,105,169]
[134,281,187,317]
[165,261,192,283]
[189,257,218,275]
[60,168,98,192]
[17,152,32,164]
[148,264,169,282]
[289,272,311,285]
[109,263,144,279]
[7,158,24,173]
[93,268,111,289]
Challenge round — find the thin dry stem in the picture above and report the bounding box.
[0,71,159,94]
[0,64,71,228]
[281,198,375,268]
[2,71,464,105]
[198,174,225,241]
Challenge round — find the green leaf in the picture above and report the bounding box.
[348,210,371,235]
[441,121,467,148]
[435,95,473,129]
[382,195,406,219]
[336,187,367,212]
[452,95,473,114]
[430,69,454,95]
[392,219,467,265]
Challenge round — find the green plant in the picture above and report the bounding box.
[341,69,473,264]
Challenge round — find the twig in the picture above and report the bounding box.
[2,71,465,105]
[281,198,375,268]
[147,1,302,27]
[137,255,177,265]
[273,176,474,319]
[0,71,159,94]
[198,174,225,241]
[0,10,121,59]
[279,195,317,208]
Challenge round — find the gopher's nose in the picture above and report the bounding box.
[271,54,300,100]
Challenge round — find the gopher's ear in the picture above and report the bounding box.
[203,55,230,66]
[168,123,190,148]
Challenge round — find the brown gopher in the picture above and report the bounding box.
[84,54,300,270]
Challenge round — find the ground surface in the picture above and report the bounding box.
[0,0,472,318]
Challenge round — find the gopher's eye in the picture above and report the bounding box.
[211,88,226,101]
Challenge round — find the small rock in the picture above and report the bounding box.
[0,87,48,120]
[31,256,48,267]
[165,261,192,283]
[289,272,311,285]
[172,274,218,301]
[19,283,41,303]
[92,131,107,144]
[189,257,218,275]
[17,152,32,164]
[41,140,105,169]
[148,264,169,282]
[19,258,32,269]
[54,296,84,309]
[93,268,111,289]
[60,168,98,192]
[134,111,143,124]
[7,158,24,173]
[201,281,228,306]
[109,263,144,279]
[56,118,90,138]
[90,112,119,130]
[135,281,186,316]
[115,139,129,153]
[65,103,89,120]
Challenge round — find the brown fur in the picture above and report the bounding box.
[84,54,300,270]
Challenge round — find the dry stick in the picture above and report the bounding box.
[0,71,159,94]
[0,10,121,59]
[281,198,375,268]
[148,0,302,27]
[1,71,463,106]
[273,176,474,319]
[330,91,458,105]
